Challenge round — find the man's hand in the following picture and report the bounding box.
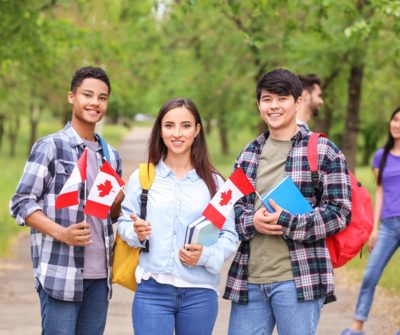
[59,221,92,246]
[113,189,125,205]
[253,199,284,235]
[130,213,152,242]
[179,244,203,266]
[110,189,125,220]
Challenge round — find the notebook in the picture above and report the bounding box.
[261,176,313,215]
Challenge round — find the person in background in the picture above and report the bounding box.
[9,66,123,334]
[118,97,238,335]
[296,74,324,128]
[342,107,400,335]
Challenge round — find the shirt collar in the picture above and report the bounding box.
[63,121,101,149]
[157,159,200,182]
[63,122,83,148]
[255,124,311,147]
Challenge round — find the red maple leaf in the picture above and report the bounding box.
[219,189,232,206]
[97,180,115,198]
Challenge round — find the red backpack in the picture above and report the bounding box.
[307,133,374,268]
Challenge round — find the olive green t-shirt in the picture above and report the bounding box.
[247,136,294,284]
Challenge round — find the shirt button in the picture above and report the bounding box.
[172,248,174,251]
[177,198,180,201]
[175,214,178,218]
[81,269,84,273]
[174,231,176,235]
[177,182,179,186]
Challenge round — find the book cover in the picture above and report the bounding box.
[185,216,207,246]
[191,219,220,247]
[261,176,313,215]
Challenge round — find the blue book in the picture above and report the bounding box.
[185,216,206,246]
[191,219,220,247]
[261,176,313,215]
[185,216,219,247]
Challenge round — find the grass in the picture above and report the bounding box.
[0,116,128,256]
[207,127,256,178]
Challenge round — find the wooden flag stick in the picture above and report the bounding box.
[255,190,263,202]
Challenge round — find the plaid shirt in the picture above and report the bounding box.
[223,126,352,305]
[9,122,122,302]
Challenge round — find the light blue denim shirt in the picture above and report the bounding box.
[118,160,238,287]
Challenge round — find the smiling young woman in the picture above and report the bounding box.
[118,97,238,335]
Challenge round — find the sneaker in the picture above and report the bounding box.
[341,328,366,335]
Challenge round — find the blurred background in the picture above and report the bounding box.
[1,0,400,332]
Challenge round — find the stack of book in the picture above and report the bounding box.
[185,216,220,248]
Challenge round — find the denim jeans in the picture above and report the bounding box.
[354,217,400,322]
[37,279,109,335]
[132,278,218,335]
[228,280,324,335]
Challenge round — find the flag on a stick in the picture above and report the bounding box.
[84,160,125,219]
[202,167,255,229]
[55,150,87,209]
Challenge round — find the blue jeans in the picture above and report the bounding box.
[228,280,324,335]
[37,279,109,335]
[132,278,218,335]
[354,217,400,322]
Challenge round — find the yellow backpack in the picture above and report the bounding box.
[112,163,155,292]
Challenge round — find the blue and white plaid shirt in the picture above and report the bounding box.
[9,122,122,301]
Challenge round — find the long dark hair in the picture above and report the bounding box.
[147,97,224,197]
[377,106,400,185]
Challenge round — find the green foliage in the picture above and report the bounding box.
[0,115,127,256]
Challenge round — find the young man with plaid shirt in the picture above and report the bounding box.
[224,69,352,335]
[10,67,123,334]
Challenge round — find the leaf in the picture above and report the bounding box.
[97,180,114,198]
[219,189,233,207]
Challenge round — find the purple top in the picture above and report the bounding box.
[372,148,400,220]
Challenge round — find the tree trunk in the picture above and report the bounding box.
[341,65,364,173]
[314,103,333,136]
[0,114,5,149]
[28,105,41,154]
[218,110,229,156]
[8,114,20,158]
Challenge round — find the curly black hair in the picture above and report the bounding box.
[70,66,111,95]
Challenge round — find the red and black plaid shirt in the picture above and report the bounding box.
[223,126,352,305]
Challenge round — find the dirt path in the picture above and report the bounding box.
[1,127,399,335]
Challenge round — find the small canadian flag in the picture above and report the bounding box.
[55,150,87,209]
[202,167,255,229]
[84,160,125,219]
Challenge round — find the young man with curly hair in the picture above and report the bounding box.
[224,69,352,335]
[10,66,124,334]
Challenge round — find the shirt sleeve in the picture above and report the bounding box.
[196,175,239,274]
[371,148,384,169]
[278,147,352,243]
[118,169,145,248]
[232,157,258,241]
[9,139,55,226]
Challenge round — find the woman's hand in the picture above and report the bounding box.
[130,213,152,242]
[368,229,379,253]
[179,244,203,266]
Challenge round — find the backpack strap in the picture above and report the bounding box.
[95,133,111,164]
[307,133,327,208]
[138,163,156,253]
